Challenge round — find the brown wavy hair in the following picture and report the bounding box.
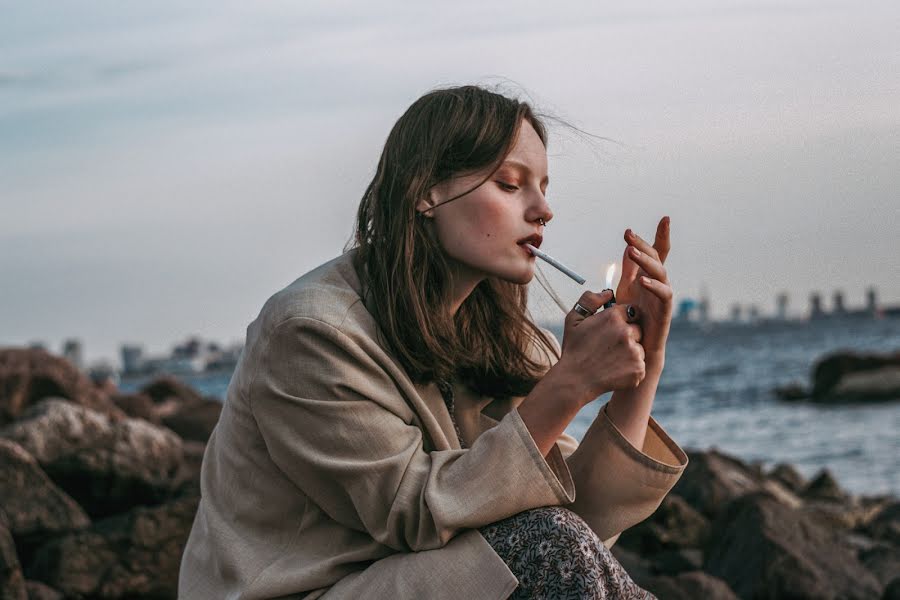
[348,84,559,398]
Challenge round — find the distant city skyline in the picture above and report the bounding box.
[2,1,898,365]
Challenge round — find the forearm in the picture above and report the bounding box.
[518,361,593,459]
[606,356,665,451]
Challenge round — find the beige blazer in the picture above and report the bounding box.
[179,249,688,600]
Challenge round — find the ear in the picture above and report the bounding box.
[415,188,441,218]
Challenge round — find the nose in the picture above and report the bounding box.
[530,192,553,226]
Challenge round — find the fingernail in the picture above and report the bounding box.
[641,276,651,285]
[630,247,641,258]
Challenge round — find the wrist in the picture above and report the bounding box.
[645,352,665,375]
[546,358,598,408]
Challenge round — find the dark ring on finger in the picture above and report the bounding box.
[573,302,594,318]
[626,305,636,320]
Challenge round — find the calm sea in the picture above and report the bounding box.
[121,317,900,496]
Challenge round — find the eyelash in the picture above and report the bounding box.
[496,181,519,192]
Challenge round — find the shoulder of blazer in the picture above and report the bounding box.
[254,250,371,339]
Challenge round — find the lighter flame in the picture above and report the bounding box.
[605,263,617,289]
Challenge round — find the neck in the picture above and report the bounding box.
[446,263,485,317]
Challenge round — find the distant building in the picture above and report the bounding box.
[27,341,48,351]
[120,345,144,375]
[833,291,846,315]
[62,338,83,370]
[810,293,824,319]
[748,305,760,322]
[867,287,878,314]
[730,304,742,323]
[776,293,789,321]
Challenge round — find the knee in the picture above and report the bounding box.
[528,506,602,549]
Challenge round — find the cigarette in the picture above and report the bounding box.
[523,244,586,285]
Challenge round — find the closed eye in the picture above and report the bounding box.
[496,181,519,192]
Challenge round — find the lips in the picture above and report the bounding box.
[516,234,543,249]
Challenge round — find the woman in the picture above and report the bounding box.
[179,85,688,599]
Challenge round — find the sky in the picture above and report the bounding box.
[1,0,898,367]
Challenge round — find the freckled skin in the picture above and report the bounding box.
[418,120,553,305]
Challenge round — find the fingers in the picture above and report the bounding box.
[624,228,659,260]
[654,216,671,264]
[628,245,668,282]
[639,275,674,303]
[567,289,614,324]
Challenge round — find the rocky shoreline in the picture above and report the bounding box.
[1,347,898,599]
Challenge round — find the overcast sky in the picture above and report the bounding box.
[1,0,898,366]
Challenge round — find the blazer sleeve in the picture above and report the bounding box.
[249,316,576,554]
[538,328,689,547]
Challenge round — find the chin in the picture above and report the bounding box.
[495,266,534,286]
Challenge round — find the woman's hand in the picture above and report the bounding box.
[558,289,646,402]
[614,216,674,366]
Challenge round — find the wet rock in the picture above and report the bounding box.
[0,349,123,426]
[884,577,900,600]
[705,492,881,600]
[1,512,27,600]
[650,548,704,576]
[859,543,900,588]
[671,448,765,519]
[22,581,61,600]
[110,393,159,425]
[28,496,199,599]
[863,501,900,546]
[803,468,850,502]
[140,375,203,405]
[162,397,222,443]
[767,462,807,493]
[774,381,809,401]
[0,440,89,554]
[609,545,654,588]
[811,351,900,403]
[0,399,183,518]
[616,494,710,554]
[643,571,739,600]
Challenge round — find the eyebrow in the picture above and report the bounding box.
[500,159,549,187]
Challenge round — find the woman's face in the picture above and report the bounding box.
[419,119,553,289]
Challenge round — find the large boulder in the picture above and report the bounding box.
[0,440,89,553]
[862,501,900,546]
[0,349,123,426]
[671,449,767,519]
[1,511,27,600]
[139,376,203,413]
[616,494,710,555]
[811,351,900,403]
[110,393,160,425]
[162,397,222,443]
[644,571,739,600]
[27,496,199,600]
[704,492,882,600]
[0,399,184,518]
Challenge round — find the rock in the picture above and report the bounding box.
[23,581,61,600]
[140,376,203,408]
[616,494,710,555]
[0,440,89,556]
[0,399,184,518]
[162,397,222,443]
[649,548,704,576]
[774,381,809,401]
[671,448,766,519]
[811,351,900,403]
[864,501,900,546]
[110,393,160,425]
[0,349,123,426]
[705,492,881,600]
[609,545,654,589]
[803,468,850,502]
[643,571,739,600]
[28,496,199,599]
[1,511,27,600]
[768,462,807,493]
[884,577,900,600]
[859,543,900,588]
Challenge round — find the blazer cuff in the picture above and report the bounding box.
[598,402,688,487]
[506,407,576,505]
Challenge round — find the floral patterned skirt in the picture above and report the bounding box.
[478,506,657,600]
